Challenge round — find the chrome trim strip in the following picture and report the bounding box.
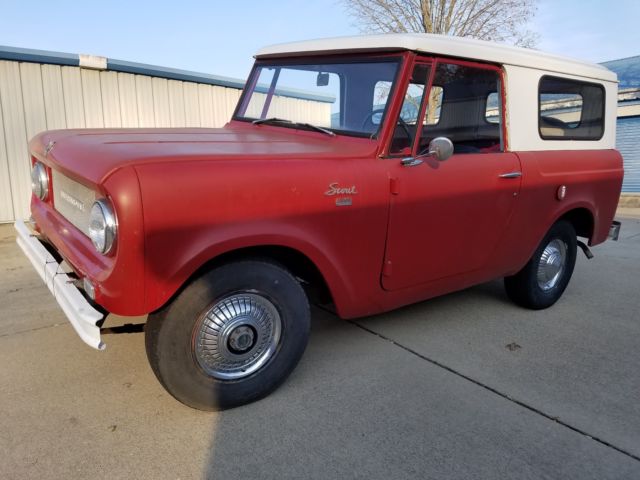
[14,220,105,350]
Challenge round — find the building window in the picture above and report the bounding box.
[538,76,605,140]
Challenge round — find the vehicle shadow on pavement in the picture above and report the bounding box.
[201,282,640,479]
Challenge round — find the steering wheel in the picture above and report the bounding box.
[361,109,412,138]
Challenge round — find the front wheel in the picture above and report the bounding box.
[145,260,310,411]
[504,220,577,310]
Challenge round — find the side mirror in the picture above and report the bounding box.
[428,137,453,162]
[401,136,453,167]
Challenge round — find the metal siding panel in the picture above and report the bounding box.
[151,77,170,127]
[118,73,139,127]
[61,66,86,128]
[225,88,240,124]
[135,75,154,127]
[183,82,200,127]
[19,63,48,139]
[167,80,186,127]
[81,69,104,128]
[100,71,122,127]
[0,71,15,222]
[617,117,640,192]
[41,64,67,129]
[0,61,31,220]
[211,86,226,127]
[197,84,215,127]
[211,85,236,127]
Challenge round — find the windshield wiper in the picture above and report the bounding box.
[252,117,335,137]
[252,117,292,125]
[298,123,336,137]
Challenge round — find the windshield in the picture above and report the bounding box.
[234,57,402,137]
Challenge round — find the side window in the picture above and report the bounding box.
[539,76,604,140]
[420,63,503,155]
[389,63,431,155]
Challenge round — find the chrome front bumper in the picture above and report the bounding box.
[14,220,105,350]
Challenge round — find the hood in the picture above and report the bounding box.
[31,122,377,185]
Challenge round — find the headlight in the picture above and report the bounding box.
[31,162,49,200]
[88,199,117,254]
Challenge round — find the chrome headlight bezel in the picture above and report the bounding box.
[88,199,117,255]
[31,162,49,200]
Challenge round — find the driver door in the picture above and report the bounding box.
[382,58,521,291]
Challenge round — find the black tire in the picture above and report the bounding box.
[145,260,310,411]
[504,220,577,310]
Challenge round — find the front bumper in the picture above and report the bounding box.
[14,219,105,350]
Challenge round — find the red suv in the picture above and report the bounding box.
[17,34,623,410]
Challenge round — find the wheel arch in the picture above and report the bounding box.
[193,245,335,306]
[555,206,595,241]
[148,237,351,317]
[508,203,596,277]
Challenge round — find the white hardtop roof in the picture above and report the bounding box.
[256,34,617,83]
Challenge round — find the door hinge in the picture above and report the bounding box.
[390,177,399,195]
[383,259,393,277]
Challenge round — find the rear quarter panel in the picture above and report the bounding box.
[501,149,623,274]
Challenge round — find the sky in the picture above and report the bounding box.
[0,0,638,80]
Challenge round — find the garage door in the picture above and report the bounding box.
[617,116,640,192]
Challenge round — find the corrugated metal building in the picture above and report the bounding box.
[603,56,640,193]
[0,46,331,222]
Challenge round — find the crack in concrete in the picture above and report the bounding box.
[0,323,61,339]
[352,320,640,463]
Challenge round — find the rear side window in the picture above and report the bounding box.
[538,76,605,140]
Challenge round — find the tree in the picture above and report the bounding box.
[344,0,538,47]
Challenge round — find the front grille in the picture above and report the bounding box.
[52,170,95,236]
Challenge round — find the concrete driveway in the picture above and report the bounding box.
[1,217,639,479]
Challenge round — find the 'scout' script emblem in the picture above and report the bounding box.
[324,182,358,196]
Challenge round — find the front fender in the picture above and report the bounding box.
[143,224,356,317]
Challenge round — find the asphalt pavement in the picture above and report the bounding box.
[1,216,639,479]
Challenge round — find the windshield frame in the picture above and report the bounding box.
[233,53,405,139]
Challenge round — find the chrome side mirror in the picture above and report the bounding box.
[401,136,454,167]
[427,137,453,162]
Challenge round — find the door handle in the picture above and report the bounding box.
[498,172,522,179]
[401,157,424,167]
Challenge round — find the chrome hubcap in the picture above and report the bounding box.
[537,239,567,291]
[192,293,281,380]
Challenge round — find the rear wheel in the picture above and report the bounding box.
[145,260,310,411]
[504,220,577,310]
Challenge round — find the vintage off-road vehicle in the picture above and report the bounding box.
[16,34,623,410]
